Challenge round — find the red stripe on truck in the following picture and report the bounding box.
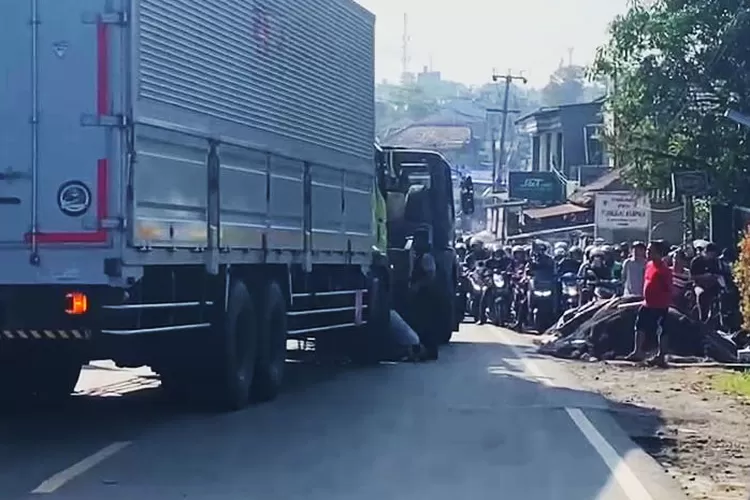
[25,21,111,245]
[25,159,110,245]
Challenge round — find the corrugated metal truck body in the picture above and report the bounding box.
[0,0,375,285]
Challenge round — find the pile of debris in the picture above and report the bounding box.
[538,297,745,363]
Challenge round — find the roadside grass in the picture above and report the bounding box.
[712,371,750,399]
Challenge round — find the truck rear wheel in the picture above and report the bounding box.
[208,279,259,411]
[348,272,388,365]
[0,348,82,405]
[251,281,287,402]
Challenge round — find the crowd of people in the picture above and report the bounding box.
[455,235,739,364]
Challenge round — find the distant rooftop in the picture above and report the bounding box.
[515,96,606,125]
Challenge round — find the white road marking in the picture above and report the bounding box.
[492,328,550,385]
[31,441,131,494]
[492,327,655,500]
[566,408,655,500]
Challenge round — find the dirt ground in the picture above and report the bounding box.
[568,361,750,500]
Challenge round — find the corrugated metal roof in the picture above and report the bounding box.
[524,203,589,219]
[385,125,471,149]
[567,168,628,206]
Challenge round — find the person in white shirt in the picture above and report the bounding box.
[621,241,647,297]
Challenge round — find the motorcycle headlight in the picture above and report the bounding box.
[493,275,505,287]
[533,290,553,297]
[564,285,578,296]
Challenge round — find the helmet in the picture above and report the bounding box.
[553,247,566,258]
[569,246,583,260]
[554,241,568,250]
[594,238,605,245]
[532,240,547,255]
[491,246,505,259]
[601,245,614,255]
[511,245,524,256]
[584,245,595,259]
[590,246,605,257]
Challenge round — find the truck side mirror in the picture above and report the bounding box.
[460,176,475,215]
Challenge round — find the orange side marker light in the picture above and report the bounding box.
[65,292,89,315]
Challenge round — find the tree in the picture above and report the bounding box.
[541,64,587,106]
[390,84,440,121]
[591,0,750,203]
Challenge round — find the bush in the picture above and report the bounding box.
[733,229,750,331]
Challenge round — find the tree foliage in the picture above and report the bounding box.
[591,0,750,202]
[540,64,606,107]
[734,229,750,330]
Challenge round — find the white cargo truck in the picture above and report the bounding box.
[0,0,385,410]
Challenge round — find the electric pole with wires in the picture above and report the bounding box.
[491,71,527,192]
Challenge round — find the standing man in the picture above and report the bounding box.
[621,241,647,297]
[690,242,722,322]
[627,241,673,366]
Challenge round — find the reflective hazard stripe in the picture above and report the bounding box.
[0,329,90,340]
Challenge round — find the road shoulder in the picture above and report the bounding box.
[565,361,750,500]
[493,328,688,500]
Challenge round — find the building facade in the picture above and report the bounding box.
[515,98,608,179]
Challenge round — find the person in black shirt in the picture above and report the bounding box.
[689,243,722,322]
[464,238,490,269]
[556,248,582,276]
[578,247,613,281]
[526,240,556,281]
[485,246,513,273]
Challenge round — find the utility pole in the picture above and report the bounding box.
[491,71,527,192]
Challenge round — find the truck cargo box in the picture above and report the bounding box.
[0,0,376,285]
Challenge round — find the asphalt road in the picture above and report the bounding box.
[0,324,686,500]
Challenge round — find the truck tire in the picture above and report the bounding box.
[204,279,259,411]
[350,273,388,365]
[438,287,455,344]
[34,357,83,402]
[251,281,287,402]
[0,350,82,405]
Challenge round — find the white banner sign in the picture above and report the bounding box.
[595,192,650,230]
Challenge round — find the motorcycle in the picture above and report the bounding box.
[467,263,489,322]
[456,262,472,320]
[488,270,512,326]
[527,276,556,332]
[579,275,620,305]
[558,272,579,312]
[592,278,621,300]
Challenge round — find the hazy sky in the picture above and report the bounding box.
[355,0,629,87]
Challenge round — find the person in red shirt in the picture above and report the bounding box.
[626,240,673,365]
